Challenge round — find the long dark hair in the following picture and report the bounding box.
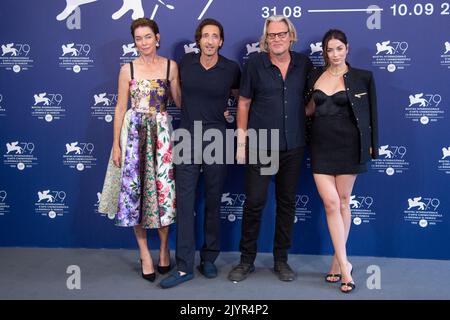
[322,29,348,66]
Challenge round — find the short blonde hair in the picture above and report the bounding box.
[259,15,298,53]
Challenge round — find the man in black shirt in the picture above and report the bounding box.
[160,18,240,289]
[229,15,312,283]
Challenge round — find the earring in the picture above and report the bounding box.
[156,42,160,47]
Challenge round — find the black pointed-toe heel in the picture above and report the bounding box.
[140,259,156,282]
[157,250,172,274]
[157,262,171,274]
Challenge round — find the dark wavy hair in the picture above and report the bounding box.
[195,18,224,49]
[130,18,160,42]
[322,29,348,66]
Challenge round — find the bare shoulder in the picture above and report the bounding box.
[120,62,131,74]
[163,58,178,80]
[118,62,132,81]
[169,59,178,70]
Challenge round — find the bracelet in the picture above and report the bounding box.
[237,142,246,147]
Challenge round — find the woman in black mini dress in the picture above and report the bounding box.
[306,29,379,293]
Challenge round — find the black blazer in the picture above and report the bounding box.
[306,65,379,163]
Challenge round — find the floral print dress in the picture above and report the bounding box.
[99,61,176,229]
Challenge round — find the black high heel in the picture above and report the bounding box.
[340,265,355,293]
[326,256,341,283]
[140,259,156,282]
[325,273,342,283]
[340,281,355,293]
[157,261,171,274]
[157,250,172,274]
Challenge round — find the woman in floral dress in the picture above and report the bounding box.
[99,18,181,282]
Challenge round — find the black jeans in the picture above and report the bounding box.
[239,147,305,264]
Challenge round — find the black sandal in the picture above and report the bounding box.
[325,273,341,283]
[340,264,354,293]
[340,281,355,293]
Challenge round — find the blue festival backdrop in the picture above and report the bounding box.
[0,0,449,260]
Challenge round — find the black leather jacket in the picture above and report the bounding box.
[305,65,379,163]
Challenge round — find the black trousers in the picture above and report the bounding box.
[175,162,227,274]
[239,147,305,264]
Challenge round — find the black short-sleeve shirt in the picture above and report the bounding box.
[240,51,312,150]
[179,53,241,132]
